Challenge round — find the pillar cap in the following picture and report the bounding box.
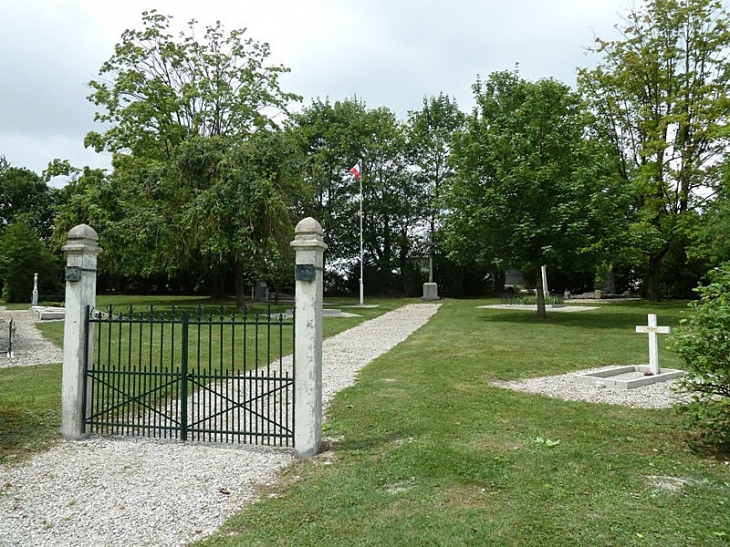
[67,224,98,241]
[291,217,327,251]
[62,223,102,255]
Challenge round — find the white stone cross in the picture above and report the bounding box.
[635,314,670,375]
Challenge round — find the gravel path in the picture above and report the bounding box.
[0,309,64,368]
[0,303,440,547]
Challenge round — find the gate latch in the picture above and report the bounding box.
[295,264,321,282]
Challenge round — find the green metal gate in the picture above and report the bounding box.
[83,306,295,445]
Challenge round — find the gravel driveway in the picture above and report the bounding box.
[0,303,440,547]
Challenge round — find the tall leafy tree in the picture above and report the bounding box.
[292,99,424,294]
[579,0,730,301]
[174,131,301,306]
[77,11,302,301]
[406,94,463,287]
[85,10,298,159]
[291,98,368,264]
[443,71,617,318]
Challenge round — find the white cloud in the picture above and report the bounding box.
[0,0,641,175]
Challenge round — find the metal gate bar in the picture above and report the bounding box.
[83,305,295,445]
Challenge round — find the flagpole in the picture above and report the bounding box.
[359,162,364,306]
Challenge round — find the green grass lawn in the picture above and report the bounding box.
[194,299,730,547]
[3,297,729,544]
[0,363,61,465]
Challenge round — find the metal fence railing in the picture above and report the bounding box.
[1,317,15,358]
[83,305,296,445]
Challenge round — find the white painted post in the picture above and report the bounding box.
[61,224,102,440]
[31,272,38,307]
[290,217,327,458]
[541,265,549,301]
[635,314,671,375]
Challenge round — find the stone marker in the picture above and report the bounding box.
[32,272,39,307]
[635,314,670,375]
[422,282,439,301]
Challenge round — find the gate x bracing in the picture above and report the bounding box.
[82,305,295,446]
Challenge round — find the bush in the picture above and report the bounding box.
[671,265,730,450]
[0,221,61,303]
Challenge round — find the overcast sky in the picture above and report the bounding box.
[1,0,636,178]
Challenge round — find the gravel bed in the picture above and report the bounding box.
[478,304,599,312]
[0,303,441,547]
[0,309,64,368]
[491,365,690,409]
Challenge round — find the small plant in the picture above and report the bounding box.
[671,265,730,450]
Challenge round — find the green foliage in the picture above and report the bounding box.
[0,221,60,303]
[0,157,55,238]
[406,94,464,287]
[579,0,730,301]
[292,98,427,295]
[85,10,299,158]
[690,159,730,269]
[64,11,304,301]
[443,71,620,316]
[671,265,730,449]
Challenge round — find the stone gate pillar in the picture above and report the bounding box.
[290,217,327,458]
[61,224,102,440]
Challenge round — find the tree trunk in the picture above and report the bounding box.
[535,270,546,320]
[646,252,664,303]
[234,261,246,308]
[210,270,226,300]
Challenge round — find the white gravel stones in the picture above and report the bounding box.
[0,303,440,547]
[492,366,690,409]
[0,309,63,368]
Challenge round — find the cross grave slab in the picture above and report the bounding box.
[635,314,670,375]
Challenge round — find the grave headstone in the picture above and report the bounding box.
[255,280,268,303]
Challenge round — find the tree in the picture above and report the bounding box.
[292,99,425,295]
[85,10,299,160]
[0,157,54,238]
[579,0,730,301]
[174,131,301,306]
[76,11,302,302]
[290,98,368,266]
[407,94,464,288]
[443,71,618,318]
[50,166,134,284]
[0,221,60,303]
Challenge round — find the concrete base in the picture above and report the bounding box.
[421,282,439,301]
[573,365,685,390]
[31,306,66,320]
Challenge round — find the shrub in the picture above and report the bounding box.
[671,265,730,450]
